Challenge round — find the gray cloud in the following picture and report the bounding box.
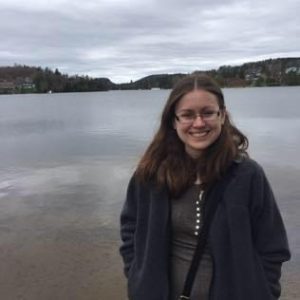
[1,0,299,83]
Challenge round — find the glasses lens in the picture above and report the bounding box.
[176,111,219,123]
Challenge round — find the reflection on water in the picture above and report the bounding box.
[236,118,300,167]
[0,157,136,223]
[0,87,299,299]
[0,119,66,136]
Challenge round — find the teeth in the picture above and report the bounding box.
[190,131,208,137]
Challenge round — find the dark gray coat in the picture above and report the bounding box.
[120,158,291,300]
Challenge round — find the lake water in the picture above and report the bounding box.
[0,87,299,299]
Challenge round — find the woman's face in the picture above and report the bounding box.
[173,89,225,159]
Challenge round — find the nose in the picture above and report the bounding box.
[192,115,206,127]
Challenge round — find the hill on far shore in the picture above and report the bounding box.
[0,57,299,94]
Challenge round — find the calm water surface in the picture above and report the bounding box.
[0,87,299,299]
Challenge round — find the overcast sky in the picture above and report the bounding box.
[1,0,299,83]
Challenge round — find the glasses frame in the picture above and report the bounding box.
[174,110,221,124]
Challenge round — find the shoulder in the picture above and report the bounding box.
[127,173,166,198]
[224,158,274,208]
[227,157,270,193]
[233,157,266,179]
[127,173,156,191]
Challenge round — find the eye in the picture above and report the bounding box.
[179,112,194,119]
[202,111,215,117]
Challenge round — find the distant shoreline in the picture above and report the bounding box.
[1,84,300,97]
[0,57,299,94]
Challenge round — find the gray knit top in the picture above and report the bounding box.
[170,184,213,300]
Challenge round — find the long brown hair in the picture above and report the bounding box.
[135,74,248,197]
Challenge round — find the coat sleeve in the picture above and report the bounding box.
[119,175,138,277]
[250,164,291,299]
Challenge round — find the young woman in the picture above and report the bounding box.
[120,74,290,300]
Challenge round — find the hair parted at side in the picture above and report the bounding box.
[135,74,248,197]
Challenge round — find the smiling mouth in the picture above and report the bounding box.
[189,131,210,137]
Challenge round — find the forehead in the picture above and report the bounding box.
[176,89,219,111]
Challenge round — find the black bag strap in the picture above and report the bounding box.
[179,163,236,300]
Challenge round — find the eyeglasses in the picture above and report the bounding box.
[175,110,221,124]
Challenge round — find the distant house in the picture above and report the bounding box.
[245,72,261,81]
[285,67,300,74]
[0,81,15,93]
[15,77,36,90]
[22,82,36,89]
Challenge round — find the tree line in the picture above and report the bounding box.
[0,57,299,94]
